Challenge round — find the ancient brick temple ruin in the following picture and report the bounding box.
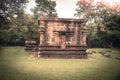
[38,17,87,58]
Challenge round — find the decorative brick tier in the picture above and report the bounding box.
[38,46,87,58]
[25,39,38,51]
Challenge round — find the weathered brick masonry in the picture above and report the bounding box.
[38,17,87,58]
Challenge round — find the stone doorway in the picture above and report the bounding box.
[60,34,66,49]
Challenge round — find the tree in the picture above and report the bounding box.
[105,14,120,47]
[32,0,57,18]
[0,0,28,46]
[0,0,28,25]
[75,0,120,48]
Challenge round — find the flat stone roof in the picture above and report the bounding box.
[38,17,87,22]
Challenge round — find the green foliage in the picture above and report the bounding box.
[33,0,57,17]
[0,0,28,46]
[0,0,39,46]
[1,0,59,46]
[105,14,120,47]
[0,0,28,25]
[74,0,94,20]
[75,0,120,48]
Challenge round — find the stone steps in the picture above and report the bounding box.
[39,48,86,51]
[39,54,87,58]
[39,51,86,55]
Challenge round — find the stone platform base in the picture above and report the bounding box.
[38,46,87,59]
[39,54,87,59]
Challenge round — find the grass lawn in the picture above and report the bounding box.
[0,47,120,80]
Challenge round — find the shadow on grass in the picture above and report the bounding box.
[0,47,120,80]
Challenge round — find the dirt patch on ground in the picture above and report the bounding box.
[21,50,26,52]
[28,52,38,60]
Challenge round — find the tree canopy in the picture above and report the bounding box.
[0,0,57,46]
[75,0,120,48]
[0,0,120,48]
[32,0,57,18]
[0,0,29,45]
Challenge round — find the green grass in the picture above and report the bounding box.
[0,47,120,80]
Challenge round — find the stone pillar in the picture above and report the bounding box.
[39,20,45,46]
[69,34,74,45]
[74,23,77,45]
[39,32,44,46]
[44,22,48,45]
[57,33,61,46]
[80,23,87,46]
[76,23,80,45]
[83,33,86,46]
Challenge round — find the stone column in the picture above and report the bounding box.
[69,22,74,45]
[39,20,45,46]
[80,23,87,46]
[69,35,74,45]
[54,32,59,45]
[83,33,86,46]
[74,23,77,45]
[76,23,80,45]
[44,21,48,45]
[39,32,44,46]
